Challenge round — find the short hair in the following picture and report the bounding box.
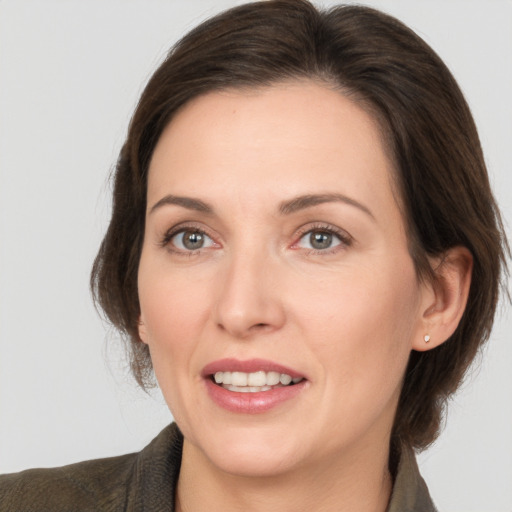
[91,0,509,451]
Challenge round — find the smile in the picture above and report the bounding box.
[213,370,304,392]
[203,359,308,413]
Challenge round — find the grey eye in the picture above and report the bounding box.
[172,230,213,251]
[309,231,333,250]
[297,229,342,251]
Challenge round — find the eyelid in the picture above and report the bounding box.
[159,222,220,251]
[158,221,352,254]
[291,222,353,250]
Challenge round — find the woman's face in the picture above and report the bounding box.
[138,81,430,477]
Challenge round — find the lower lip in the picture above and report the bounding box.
[205,378,307,414]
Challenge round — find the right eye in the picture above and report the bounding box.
[170,229,215,251]
[297,229,342,251]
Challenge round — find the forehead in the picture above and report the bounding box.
[147,81,399,221]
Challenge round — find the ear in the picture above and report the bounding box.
[138,316,149,344]
[413,246,473,352]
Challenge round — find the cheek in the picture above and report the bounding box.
[139,257,210,339]
[295,260,421,439]
[138,267,211,423]
[137,259,213,392]
[292,257,421,385]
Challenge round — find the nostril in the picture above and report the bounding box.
[248,323,272,334]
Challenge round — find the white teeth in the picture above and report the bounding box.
[212,370,303,390]
[267,371,280,385]
[279,374,292,385]
[247,371,266,387]
[231,372,248,386]
[226,384,274,393]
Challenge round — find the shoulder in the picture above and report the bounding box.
[388,446,438,512]
[0,423,183,512]
[0,451,137,512]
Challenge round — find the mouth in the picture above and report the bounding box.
[211,370,305,393]
[202,358,307,413]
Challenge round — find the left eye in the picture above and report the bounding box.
[170,229,215,251]
[297,229,342,251]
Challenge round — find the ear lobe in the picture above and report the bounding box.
[138,316,148,344]
[413,246,473,352]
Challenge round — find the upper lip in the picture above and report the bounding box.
[202,358,306,380]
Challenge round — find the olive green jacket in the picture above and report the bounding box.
[0,423,437,511]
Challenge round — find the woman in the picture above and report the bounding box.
[0,1,508,511]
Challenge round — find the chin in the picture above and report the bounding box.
[185,421,308,478]
[209,445,302,478]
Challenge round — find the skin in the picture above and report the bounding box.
[137,81,471,512]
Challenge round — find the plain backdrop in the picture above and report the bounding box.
[0,1,511,511]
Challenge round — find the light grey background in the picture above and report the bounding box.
[0,1,510,511]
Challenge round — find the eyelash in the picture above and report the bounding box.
[293,223,353,255]
[159,223,217,256]
[159,222,353,256]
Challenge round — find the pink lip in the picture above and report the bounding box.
[202,358,308,414]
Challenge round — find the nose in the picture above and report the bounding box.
[214,249,286,339]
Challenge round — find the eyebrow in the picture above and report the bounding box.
[149,195,213,215]
[149,192,375,220]
[279,193,375,220]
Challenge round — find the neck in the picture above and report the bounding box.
[176,438,392,512]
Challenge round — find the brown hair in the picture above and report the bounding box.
[91,0,509,451]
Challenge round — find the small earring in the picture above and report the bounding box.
[424,334,431,343]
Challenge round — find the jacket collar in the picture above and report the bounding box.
[130,423,436,512]
[129,423,183,511]
[388,445,437,511]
